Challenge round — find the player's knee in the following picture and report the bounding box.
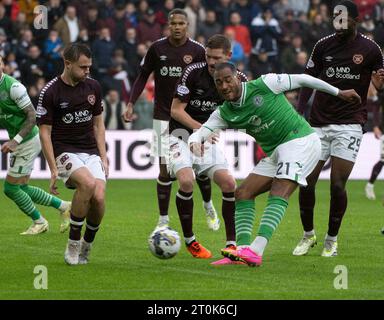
[3,181,20,199]
[92,184,106,206]
[219,177,236,193]
[178,177,194,193]
[330,182,345,196]
[78,178,97,197]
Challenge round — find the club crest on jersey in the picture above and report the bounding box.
[253,95,263,107]
[183,55,193,64]
[353,54,363,64]
[88,94,96,105]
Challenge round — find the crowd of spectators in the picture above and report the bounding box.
[1,0,384,129]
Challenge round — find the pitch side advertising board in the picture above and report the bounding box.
[0,130,380,180]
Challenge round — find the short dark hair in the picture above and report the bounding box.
[206,34,232,53]
[62,43,92,62]
[168,8,188,20]
[214,62,237,74]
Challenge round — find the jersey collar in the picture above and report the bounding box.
[230,82,246,108]
[0,73,5,85]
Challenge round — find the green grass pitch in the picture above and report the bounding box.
[0,179,383,300]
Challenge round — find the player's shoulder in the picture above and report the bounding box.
[359,33,383,52]
[313,33,337,49]
[180,61,207,83]
[40,77,60,96]
[85,77,102,89]
[187,37,205,51]
[236,70,248,82]
[150,37,169,49]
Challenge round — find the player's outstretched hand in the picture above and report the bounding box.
[337,89,361,104]
[50,170,59,195]
[1,140,18,153]
[189,142,205,157]
[122,102,134,122]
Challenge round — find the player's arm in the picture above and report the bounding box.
[263,73,362,104]
[39,124,60,194]
[1,83,35,153]
[123,46,156,122]
[170,97,202,130]
[188,109,228,156]
[93,114,109,178]
[370,45,384,91]
[297,43,323,114]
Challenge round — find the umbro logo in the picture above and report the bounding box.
[325,56,333,62]
[160,55,167,61]
[196,89,204,95]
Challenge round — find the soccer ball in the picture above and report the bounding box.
[148,227,181,259]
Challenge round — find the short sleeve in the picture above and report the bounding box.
[174,66,196,103]
[36,86,54,125]
[371,43,384,72]
[9,82,31,109]
[92,80,103,116]
[305,40,323,77]
[140,44,157,74]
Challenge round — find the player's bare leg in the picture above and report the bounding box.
[65,168,96,265]
[79,179,106,264]
[322,156,354,257]
[293,160,325,256]
[176,167,211,258]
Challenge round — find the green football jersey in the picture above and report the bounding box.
[0,73,38,143]
[219,76,314,156]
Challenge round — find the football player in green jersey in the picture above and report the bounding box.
[189,62,361,266]
[0,56,70,235]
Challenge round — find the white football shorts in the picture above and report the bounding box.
[8,134,41,178]
[56,152,106,187]
[252,133,321,186]
[314,124,363,163]
[167,135,228,180]
[151,119,170,159]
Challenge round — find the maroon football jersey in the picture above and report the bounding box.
[130,37,206,121]
[305,33,384,126]
[169,62,248,136]
[36,77,103,158]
